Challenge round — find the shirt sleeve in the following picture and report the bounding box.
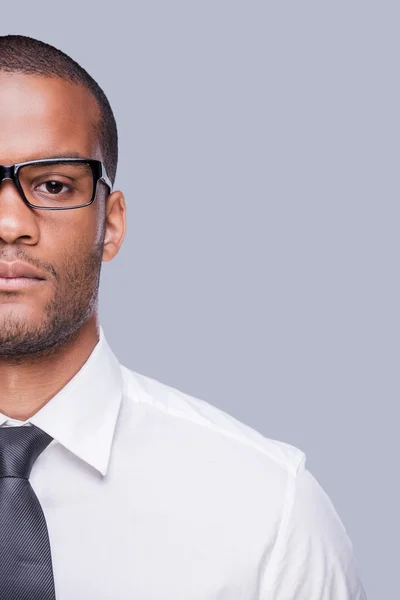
[261,460,367,599]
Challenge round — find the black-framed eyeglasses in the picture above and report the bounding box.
[0,157,113,210]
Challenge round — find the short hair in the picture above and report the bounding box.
[0,35,118,185]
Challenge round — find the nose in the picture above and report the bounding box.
[0,177,40,246]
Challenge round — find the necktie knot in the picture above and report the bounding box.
[0,424,53,479]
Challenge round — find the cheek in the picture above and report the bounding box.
[41,220,98,280]
[44,213,98,250]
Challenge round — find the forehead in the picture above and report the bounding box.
[0,72,101,165]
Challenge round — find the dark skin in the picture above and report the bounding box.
[0,72,126,420]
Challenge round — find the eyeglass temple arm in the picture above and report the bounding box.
[100,164,113,193]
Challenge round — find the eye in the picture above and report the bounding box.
[38,180,69,195]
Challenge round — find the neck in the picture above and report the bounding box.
[0,316,100,421]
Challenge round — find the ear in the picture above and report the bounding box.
[102,190,126,262]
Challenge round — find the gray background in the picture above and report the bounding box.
[3,1,397,597]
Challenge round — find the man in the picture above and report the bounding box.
[0,34,365,599]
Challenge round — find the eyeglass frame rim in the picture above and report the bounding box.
[0,157,113,211]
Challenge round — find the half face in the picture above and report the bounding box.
[0,72,117,356]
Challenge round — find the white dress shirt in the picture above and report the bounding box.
[0,327,366,599]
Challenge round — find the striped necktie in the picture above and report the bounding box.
[0,424,56,599]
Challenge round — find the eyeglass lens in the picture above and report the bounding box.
[17,161,94,208]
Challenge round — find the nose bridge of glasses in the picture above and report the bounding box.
[0,165,16,186]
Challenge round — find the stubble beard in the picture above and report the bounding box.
[0,240,104,360]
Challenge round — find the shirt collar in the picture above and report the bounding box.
[0,326,123,477]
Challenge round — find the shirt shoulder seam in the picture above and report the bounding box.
[122,367,304,476]
[260,454,305,594]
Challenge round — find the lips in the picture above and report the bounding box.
[0,261,46,279]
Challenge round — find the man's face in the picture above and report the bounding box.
[0,72,114,357]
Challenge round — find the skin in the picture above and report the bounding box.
[0,72,126,420]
